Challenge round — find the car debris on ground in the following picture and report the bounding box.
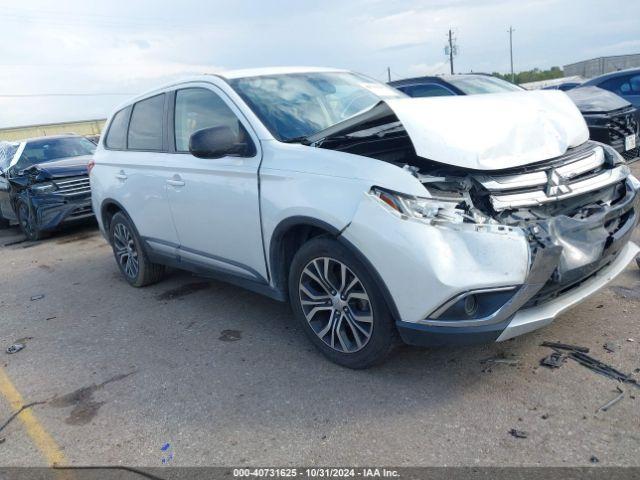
[540,351,567,369]
[541,342,639,387]
[597,386,625,413]
[5,344,25,354]
[509,429,528,439]
[603,342,618,353]
[29,294,44,301]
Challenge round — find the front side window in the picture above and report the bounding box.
[0,142,19,171]
[446,76,523,95]
[229,72,403,141]
[403,83,455,98]
[174,88,242,152]
[128,94,165,151]
[14,137,96,170]
[105,106,131,149]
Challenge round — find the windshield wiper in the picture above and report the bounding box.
[281,136,311,145]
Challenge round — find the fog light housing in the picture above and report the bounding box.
[428,287,517,321]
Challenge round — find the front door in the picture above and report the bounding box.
[165,85,267,283]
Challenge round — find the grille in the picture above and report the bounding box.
[474,143,629,211]
[621,146,640,163]
[53,176,91,196]
[608,108,639,151]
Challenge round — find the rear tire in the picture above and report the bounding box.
[109,212,165,287]
[288,237,397,369]
[16,201,45,241]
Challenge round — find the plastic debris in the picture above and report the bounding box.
[6,344,25,355]
[219,330,242,342]
[542,342,639,389]
[627,338,635,343]
[590,456,599,464]
[603,343,618,353]
[597,387,625,413]
[30,294,45,301]
[540,351,567,369]
[540,341,589,353]
[509,429,527,439]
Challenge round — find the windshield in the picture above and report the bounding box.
[229,72,403,141]
[14,137,96,170]
[0,142,19,171]
[447,75,523,94]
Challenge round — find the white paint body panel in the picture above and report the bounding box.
[386,91,589,170]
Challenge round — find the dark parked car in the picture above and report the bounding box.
[565,86,639,162]
[390,74,639,163]
[389,73,523,97]
[0,134,96,240]
[542,82,581,91]
[582,68,640,113]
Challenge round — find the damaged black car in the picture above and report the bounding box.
[0,135,96,240]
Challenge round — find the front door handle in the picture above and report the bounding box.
[166,175,185,187]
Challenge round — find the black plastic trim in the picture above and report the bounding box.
[396,318,510,347]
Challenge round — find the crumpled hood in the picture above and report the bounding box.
[385,90,589,170]
[17,155,93,180]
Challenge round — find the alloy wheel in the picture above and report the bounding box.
[298,257,373,353]
[113,223,139,279]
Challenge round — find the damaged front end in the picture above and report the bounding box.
[9,162,94,237]
[312,96,639,342]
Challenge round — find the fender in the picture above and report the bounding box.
[268,215,401,321]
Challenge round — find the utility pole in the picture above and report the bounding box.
[508,26,515,83]
[387,67,391,82]
[448,29,454,74]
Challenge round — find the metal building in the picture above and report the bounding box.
[564,53,640,79]
[0,119,106,141]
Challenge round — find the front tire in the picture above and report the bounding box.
[288,237,397,369]
[109,212,165,287]
[17,201,45,241]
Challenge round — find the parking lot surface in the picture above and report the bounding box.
[1,170,640,468]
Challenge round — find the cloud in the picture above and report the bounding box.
[0,0,639,127]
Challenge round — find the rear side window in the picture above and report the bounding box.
[105,107,131,149]
[128,94,165,151]
[174,88,241,152]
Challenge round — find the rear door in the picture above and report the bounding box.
[102,94,179,252]
[164,84,267,283]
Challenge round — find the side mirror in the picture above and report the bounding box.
[188,125,255,159]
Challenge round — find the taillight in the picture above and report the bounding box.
[87,160,95,175]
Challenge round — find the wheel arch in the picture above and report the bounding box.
[268,215,401,321]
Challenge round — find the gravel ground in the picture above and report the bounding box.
[0,165,639,468]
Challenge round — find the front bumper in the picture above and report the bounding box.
[397,241,639,346]
[28,192,94,231]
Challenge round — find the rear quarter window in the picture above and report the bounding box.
[105,106,132,150]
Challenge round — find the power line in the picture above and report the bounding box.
[0,93,135,98]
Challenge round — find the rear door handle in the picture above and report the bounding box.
[115,170,127,181]
[166,175,185,187]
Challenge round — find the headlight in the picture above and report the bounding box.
[30,182,57,194]
[370,187,467,224]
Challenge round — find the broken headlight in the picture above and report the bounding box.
[370,187,467,224]
[30,182,57,194]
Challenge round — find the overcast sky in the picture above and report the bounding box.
[0,0,638,128]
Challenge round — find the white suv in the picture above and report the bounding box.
[91,67,640,368]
